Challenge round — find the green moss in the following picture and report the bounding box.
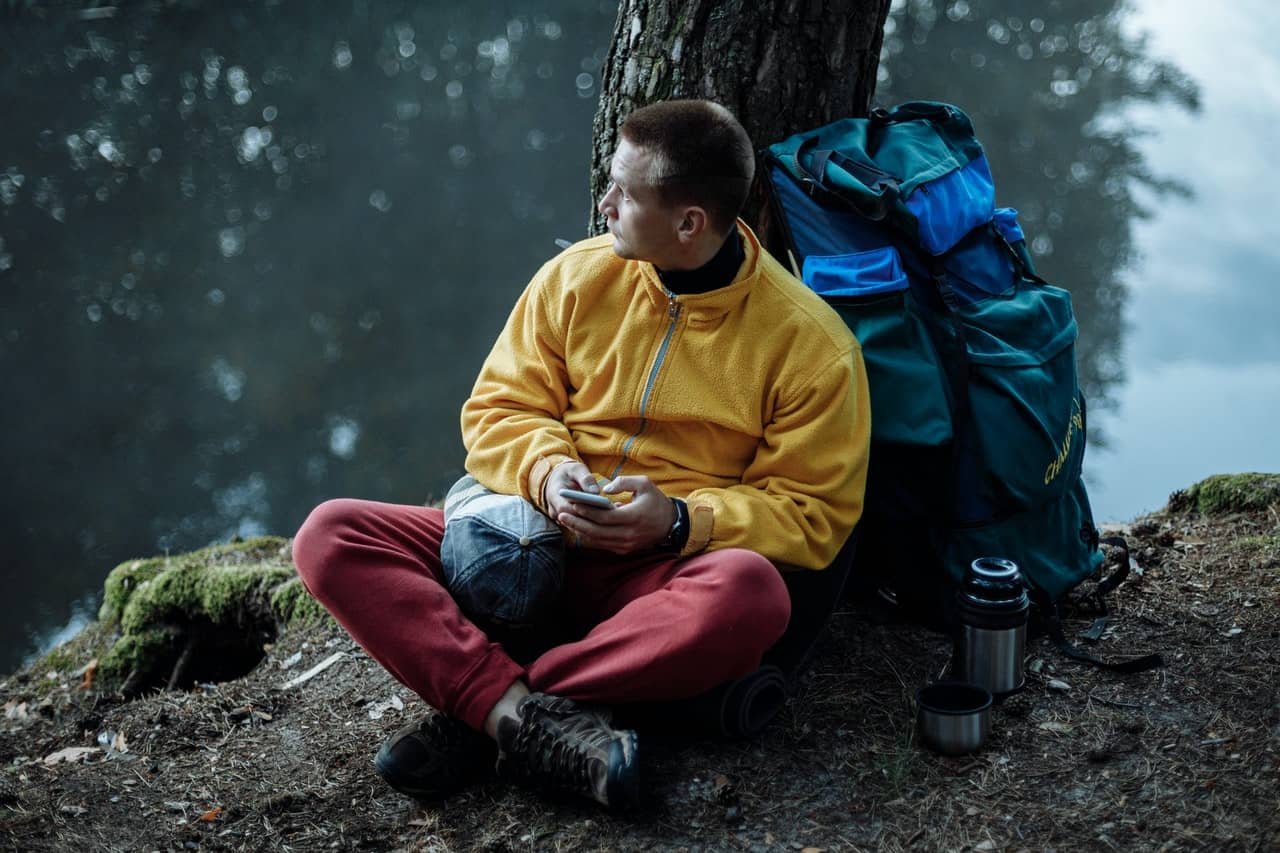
[1172,473,1280,515]
[99,626,180,686]
[1240,534,1279,553]
[90,536,302,691]
[9,536,331,694]
[270,577,331,625]
[99,536,290,624]
[119,561,294,634]
[36,643,76,673]
[99,555,168,624]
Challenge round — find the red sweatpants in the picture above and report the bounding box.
[292,499,791,731]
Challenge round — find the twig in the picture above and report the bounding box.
[277,652,348,690]
[166,638,198,691]
[1087,692,1143,710]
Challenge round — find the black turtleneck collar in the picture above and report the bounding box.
[655,227,745,295]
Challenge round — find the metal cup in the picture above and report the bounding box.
[916,681,993,755]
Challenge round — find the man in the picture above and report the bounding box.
[293,100,870,811]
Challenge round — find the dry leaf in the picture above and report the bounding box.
[97,730,128,754]
[367,694,406,720]
[79,658,99,690]
[801,848,827,853]
[43,746,100,766]
[199,806,222,822]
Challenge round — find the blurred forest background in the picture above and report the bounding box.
[7,0,1267,675]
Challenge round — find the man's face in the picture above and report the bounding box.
[596,138,683,268]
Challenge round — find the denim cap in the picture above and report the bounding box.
[440,475,565,626]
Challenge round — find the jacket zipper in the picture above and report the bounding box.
[610,293,681,479]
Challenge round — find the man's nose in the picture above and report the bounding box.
[597,183,616,216]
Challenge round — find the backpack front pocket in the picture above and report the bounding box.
[802,246,909,298]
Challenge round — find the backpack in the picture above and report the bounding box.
[760,102,1160,673]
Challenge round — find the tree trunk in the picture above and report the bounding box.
[589,0,891,235]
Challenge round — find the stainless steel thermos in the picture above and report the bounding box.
[955,557,1030,695]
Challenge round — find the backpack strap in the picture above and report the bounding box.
[1094,535,1133,597]
[788,136,901,223]
[1028,564,1164,674]
[987,221,1049,287]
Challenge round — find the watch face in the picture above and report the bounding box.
[661,502,688,551]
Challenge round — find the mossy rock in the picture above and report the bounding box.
[99,536,289,624]
[83,536,330,694]
[1168,473,1280,516]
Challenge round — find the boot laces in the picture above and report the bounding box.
[415,710,461,749]
[509,703,600,791]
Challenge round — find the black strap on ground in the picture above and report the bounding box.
[1031,585,1164,674]
[1095,535,1132,596]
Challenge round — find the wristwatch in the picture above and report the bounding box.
[658,498,690,553]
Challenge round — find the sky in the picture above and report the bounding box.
[1085,0,1280,520]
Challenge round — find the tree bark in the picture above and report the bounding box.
[589,0,891,235]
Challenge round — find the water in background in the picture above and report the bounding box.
[3,0,1276,673]
[1089,0,1280,518]
[2,0,619,672]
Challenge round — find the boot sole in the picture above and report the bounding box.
[373,738,492,800]
[604,730,641,810]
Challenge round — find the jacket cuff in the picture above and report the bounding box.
[680,501,714,556]
[528,453,579,513]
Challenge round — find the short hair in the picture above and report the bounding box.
[619,100,755,233]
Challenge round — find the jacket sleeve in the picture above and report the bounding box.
[682,344,871,569]
[460,273,579,511]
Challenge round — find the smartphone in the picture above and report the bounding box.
[558,488,615,510]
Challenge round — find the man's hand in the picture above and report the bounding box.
[554,474,677,555]
[543,461,604,518]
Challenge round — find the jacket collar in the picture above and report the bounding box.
[637,220,762,319]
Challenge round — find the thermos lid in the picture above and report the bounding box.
[958,557,1029,613]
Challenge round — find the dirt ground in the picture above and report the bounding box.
[2,495,1277,852]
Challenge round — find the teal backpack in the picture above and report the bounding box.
[761,102,1159,672]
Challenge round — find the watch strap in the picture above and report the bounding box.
[660,498,691,553]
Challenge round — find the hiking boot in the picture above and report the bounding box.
[496,692,640,810]
[373,707,496,800]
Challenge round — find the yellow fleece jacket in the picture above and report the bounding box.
[460,223,870,570]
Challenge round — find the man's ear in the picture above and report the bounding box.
[676,205,709,242]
